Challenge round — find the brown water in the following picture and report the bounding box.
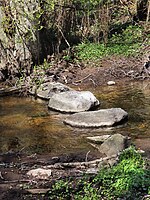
[0,81,150,157]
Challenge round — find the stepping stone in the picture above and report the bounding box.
[64,108,128,128]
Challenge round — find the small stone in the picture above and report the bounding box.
[107,81,116,85]
[86,168,99,174]
[27,168,52,180]
[99,134,128,156]
[136,149,145,154]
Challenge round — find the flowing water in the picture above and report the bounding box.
[0,81,150,157]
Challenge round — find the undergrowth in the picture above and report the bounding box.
[76,25,150,61]
[48,146,150,200]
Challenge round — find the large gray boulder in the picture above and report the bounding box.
[48,91,100,113]
[64,108,128,128]
[30,82,73,100]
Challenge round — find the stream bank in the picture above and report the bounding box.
[0,55,150,199]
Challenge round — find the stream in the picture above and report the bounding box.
[0,81,150,158]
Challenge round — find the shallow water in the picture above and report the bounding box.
[0,81,150,157]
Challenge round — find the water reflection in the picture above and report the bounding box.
[0,81,149,157]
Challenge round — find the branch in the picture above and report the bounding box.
[56,25,71,49]
[43,154,118,169]
[74,74,92,83]
[146,0,150,23]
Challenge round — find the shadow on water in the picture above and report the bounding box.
[0,81,150,157]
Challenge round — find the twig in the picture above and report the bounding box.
[26,188,51,194]
[89,78,97,86]
[56,25,70,49]
[0,171,4,180]
[74,74,92,83]
[85,151,90,162]
[2,179,32,183]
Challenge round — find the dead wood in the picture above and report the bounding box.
[43,154,118,170]
[73,74,92,84]
[0,86,26,96]
[26,188,51,194]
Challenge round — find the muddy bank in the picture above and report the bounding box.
[0,150,102,200]
[0,54,150,92]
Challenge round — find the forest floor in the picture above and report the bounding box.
[0,54,150,200]
[44,54,149,90]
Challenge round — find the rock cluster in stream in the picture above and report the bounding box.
[30,81,128,128]
[28,81,129,176]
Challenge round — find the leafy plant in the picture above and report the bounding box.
[94,146,150,199]
[48,146,150,200]
[76,25,149,61]
[110,25,144,44]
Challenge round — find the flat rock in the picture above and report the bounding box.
[87,135,111,144]
[48,91,100,113]
[64,108,128,128]
[30,82,72,100]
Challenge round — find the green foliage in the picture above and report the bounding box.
[74,181,101,200]
[110,25,144,44]
[48,179,72,199]
[76,25,149,61]
[48,146,150,200]
[76,42,140,60]
[16,59,51,87]
[31,61,50,87]
[48,178,101,200]
[94,146,150,199]
[76,43,107,60]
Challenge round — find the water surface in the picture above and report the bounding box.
[0,81,149,157]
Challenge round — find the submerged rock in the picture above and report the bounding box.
[30,82,72,100]
[48,90,100,113]
[64,108,128,128]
